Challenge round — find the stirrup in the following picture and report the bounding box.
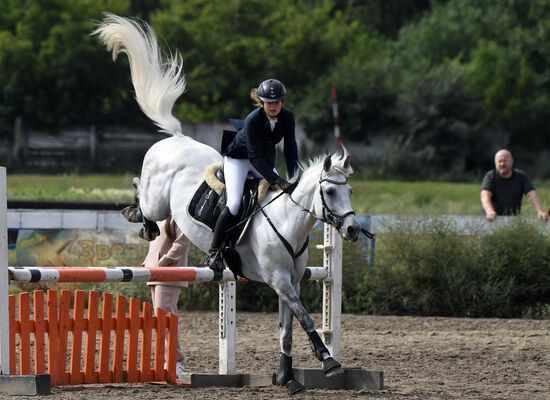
[202,251,225,272]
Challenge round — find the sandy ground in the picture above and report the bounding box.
[4,311,550,400]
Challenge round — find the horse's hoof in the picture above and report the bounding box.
[322,357,343,377]
[287,379,306,395]
[138,228,159,242]
[121,205,142,223]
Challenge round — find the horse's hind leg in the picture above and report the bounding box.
[272,278,342,379]
[119,177,159,241]
[121,177,144,223]
[276,287,306,395]
[139,216,160,241]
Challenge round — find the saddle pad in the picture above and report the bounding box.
[187,177,261,246]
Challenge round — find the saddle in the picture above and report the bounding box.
[187,162,269,278]
[189,162,269,242]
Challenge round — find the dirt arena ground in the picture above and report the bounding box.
[4,311,549,400]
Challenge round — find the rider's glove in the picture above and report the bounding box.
[275,178,296,194]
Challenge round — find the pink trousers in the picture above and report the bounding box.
[150,286,185,363]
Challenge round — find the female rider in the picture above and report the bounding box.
[203,78,299,271]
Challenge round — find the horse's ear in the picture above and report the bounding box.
[323,155,332,171]
[343,155,350,169]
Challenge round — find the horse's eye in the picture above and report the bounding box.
[326,188,335,196]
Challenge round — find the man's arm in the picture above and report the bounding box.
[526,190,549,221]
[480,189,497,221]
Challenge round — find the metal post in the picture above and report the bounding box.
[0,167,9,374]
[321,223,342,361]
[219,281,236,374]
[331,86,342,149]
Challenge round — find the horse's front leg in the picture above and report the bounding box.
[271,276,342,379]
[276,283,306,395]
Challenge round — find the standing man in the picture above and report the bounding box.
[480,149,548,221]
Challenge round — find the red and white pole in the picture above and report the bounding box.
[331,86,342,148]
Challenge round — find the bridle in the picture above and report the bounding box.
[289,167,355,231]
[258,165,370,260]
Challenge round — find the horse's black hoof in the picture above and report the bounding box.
[322,357,343,377]
[121,205,142,223]
[138,227,159,242]
[287,379,306,395]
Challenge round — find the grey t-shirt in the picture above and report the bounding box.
[481,169,535,215]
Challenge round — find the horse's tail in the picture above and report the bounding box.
[93,13,185,136]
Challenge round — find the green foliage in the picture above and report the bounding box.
[0,0,136,131]
[7,173,135,202]
[357,218,550,318]
[383,61,490,180]
[297,31,397,144]
[388,0,550,176]
[4,0,550,177]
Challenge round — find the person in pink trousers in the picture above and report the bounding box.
[143,216,190,377]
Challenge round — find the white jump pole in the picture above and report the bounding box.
[0,167,9,374]
[219,281,236,374]
[319,223,342,361]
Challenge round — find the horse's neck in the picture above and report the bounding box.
[270,173,318,244]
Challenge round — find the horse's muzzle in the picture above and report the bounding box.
[340,215,360,242]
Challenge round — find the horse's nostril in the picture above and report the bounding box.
[347,225,356,235]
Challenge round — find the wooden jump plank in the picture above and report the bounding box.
[46,290,59,384]
[84,291,99,384]
[18,292,31,375]
[154,308,166,382]
[57,290,71,385]
[98,292,113,383]
[70,290,85,384]
[33,291,46,374]
[113,295,126,383]
[140,302,153,382]
[126,298,140,382]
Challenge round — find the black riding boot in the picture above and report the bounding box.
[203,207,237,271]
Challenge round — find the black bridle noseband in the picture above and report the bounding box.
[318,174,356,230]
[288,167,355,231]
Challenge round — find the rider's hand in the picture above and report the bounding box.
[275,178,296,194]
[485,211,497,221]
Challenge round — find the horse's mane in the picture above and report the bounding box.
[295,147,353,181]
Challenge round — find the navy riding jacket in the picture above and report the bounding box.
[224,107,298,185]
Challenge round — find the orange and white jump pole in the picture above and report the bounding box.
[8,266,328,284]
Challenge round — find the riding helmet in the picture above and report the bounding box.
[257,79,286,102]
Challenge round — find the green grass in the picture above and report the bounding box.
[7,174,136,202]
[350,178,550,215]
[7,174,550,215]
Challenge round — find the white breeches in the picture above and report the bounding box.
[224,156,263,215]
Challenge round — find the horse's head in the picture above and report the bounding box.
[311,147,361,242]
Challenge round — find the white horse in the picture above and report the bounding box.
[94,14,361,395]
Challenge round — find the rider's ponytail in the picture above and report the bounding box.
[250,88,262,107]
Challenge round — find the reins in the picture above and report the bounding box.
[223,166,375,259]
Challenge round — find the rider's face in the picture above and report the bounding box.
[263,101,282,118]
